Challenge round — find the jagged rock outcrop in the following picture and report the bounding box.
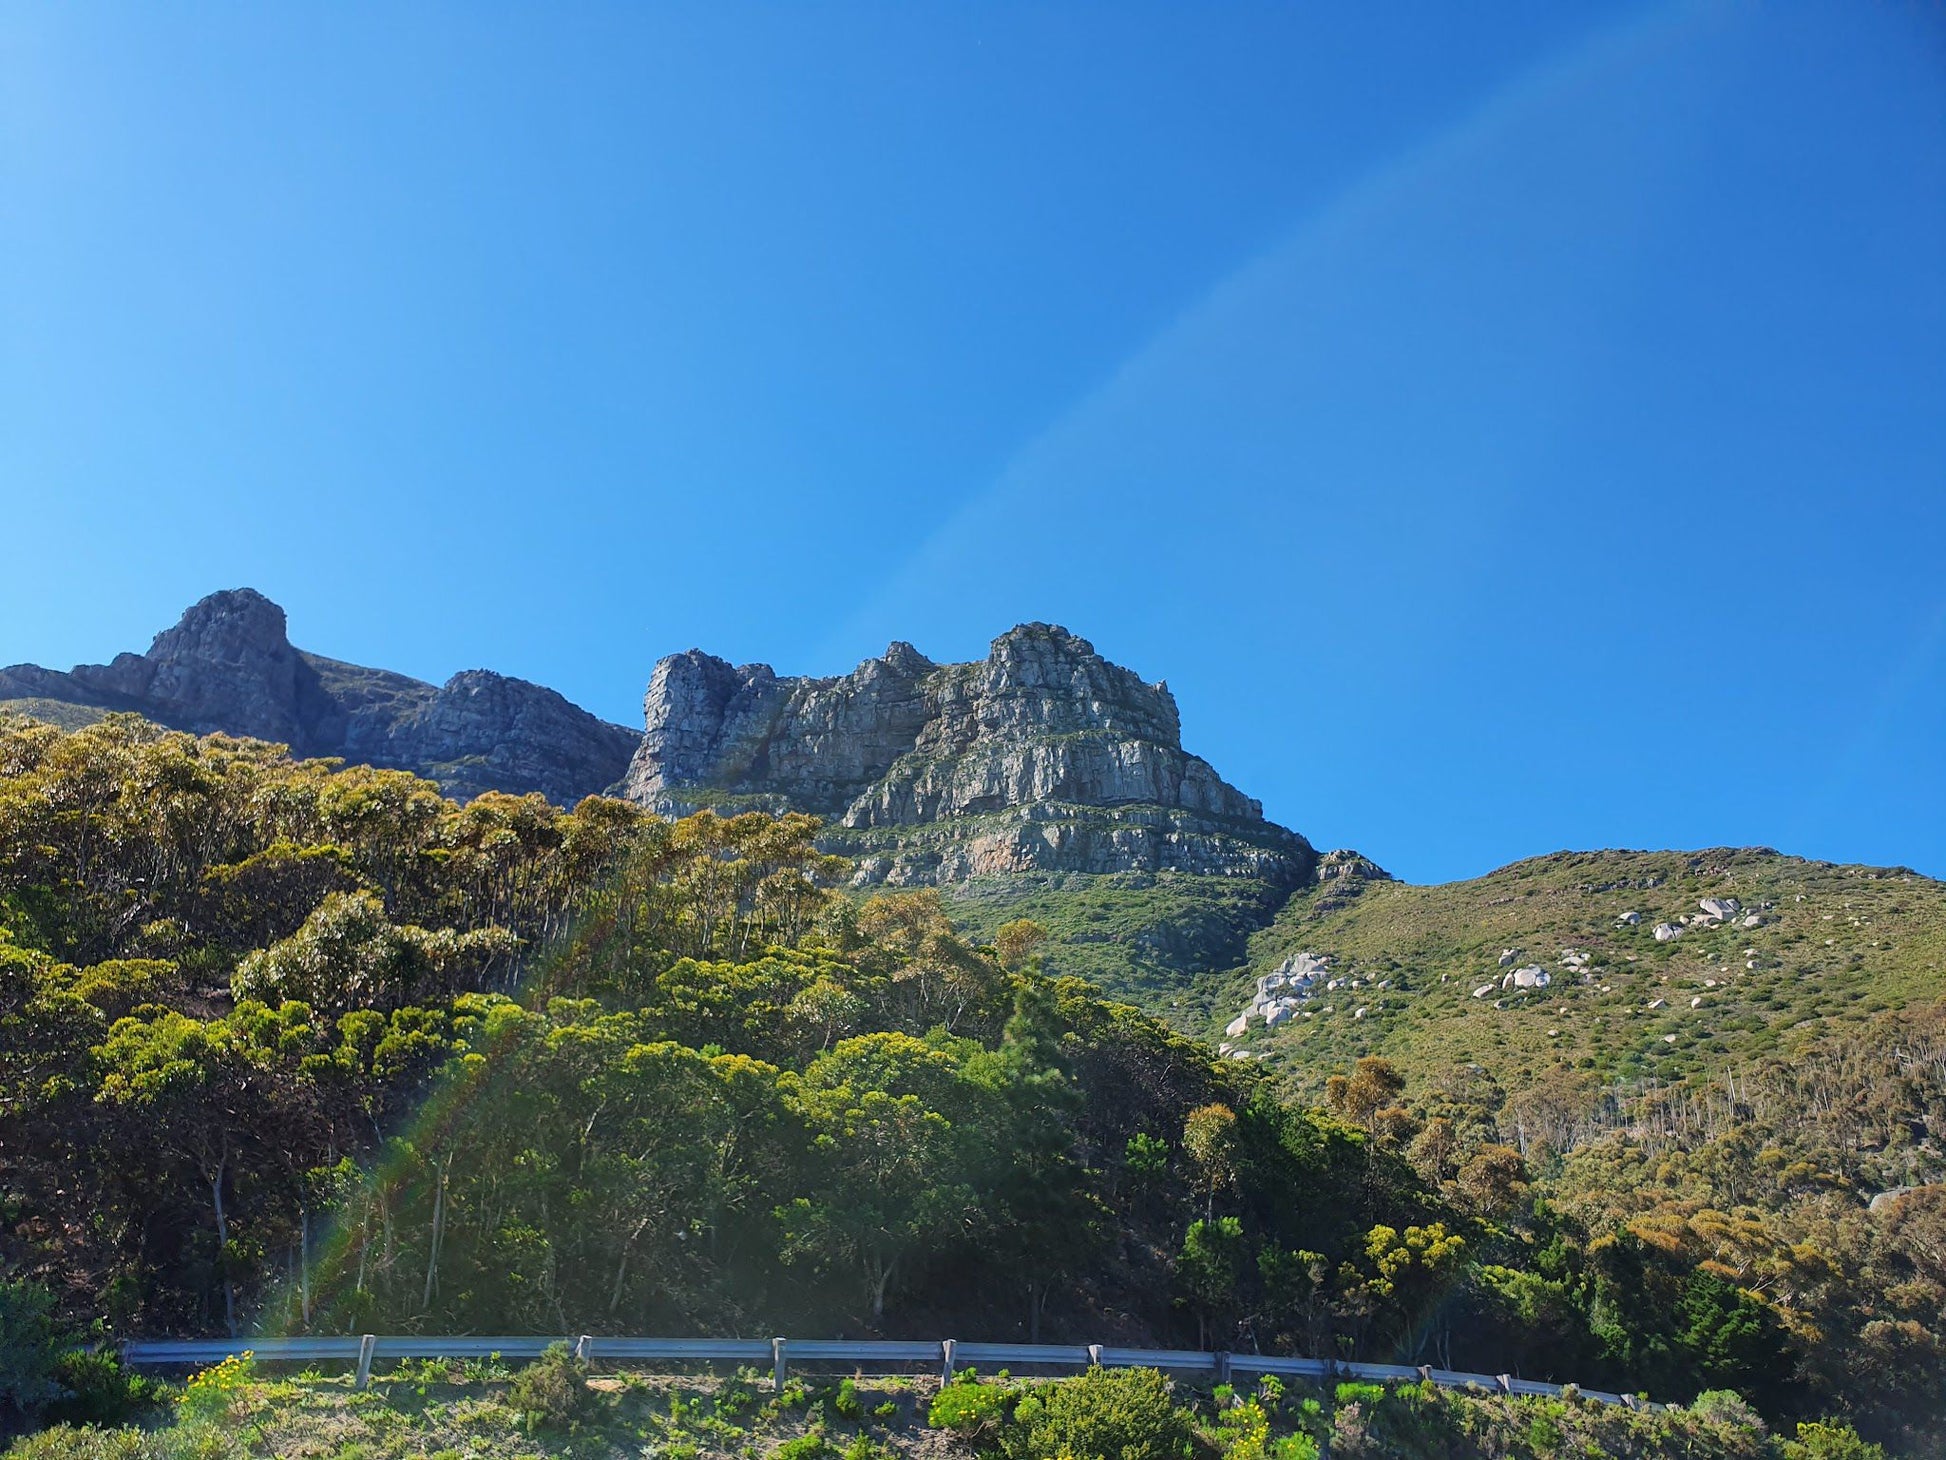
[0,589,635,805]
[623,623,1315,886]
[65,587,315,743]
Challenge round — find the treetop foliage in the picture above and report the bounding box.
[0,715,1939,1454]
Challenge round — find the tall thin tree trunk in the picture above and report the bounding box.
[422,1152,450,1314]
[867,1254,894,1325]
[610,1216,651,1314]
[209,1146,237,1337]
[1028,1281,1054,1344]
[299,1203,312,1326]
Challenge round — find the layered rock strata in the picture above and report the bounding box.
[621,623,1315,886]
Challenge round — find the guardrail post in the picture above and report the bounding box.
[574,1335,592,1364]
[1620,1393,1643,1411]
[940,1339,956,1383]
[772,1337,788,1392]
[1086,1343,1102,1368]
[1417,1365,1433,1383]
[353,1334,377,1391]
[1495,1374,1514,1395]
[1212,1351,1230,1387]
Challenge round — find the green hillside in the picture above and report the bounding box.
[1,716,1940,1455]
[941,869,1291,1011]
[1219,847,1946,1098]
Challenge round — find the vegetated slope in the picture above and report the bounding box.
[2,1364,1844,1460]
[938,870,1295,1010]
[0,715,1442,1358]
[2,718,1942,1454]
[1198,847,1946,1458]
[1222,847,1946,1098]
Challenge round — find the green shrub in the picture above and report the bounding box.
[159,1425,247,1460]
[176,1354,253,1427]
[2,1425,242,1460]
[1331,1381,1384,1408]
[1524,1413,1564,1451]
[1,1428,156,1460]
[1689,1390,1766,1431]
[1783,1421,1887,1460]
[1011,1368,1193,1460]
[770,1433,834,1460]
[506,1342,597,1433]
[45,1350,165,1426]
[456,1355,510,1385]
[719,1369,762,1418]
[0,1280,62,1426]
[928,1373,1013,1443]
[1204,1390,1317,1460]
[831,1377,866,1422]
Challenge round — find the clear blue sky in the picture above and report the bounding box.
[3,2,1942,883]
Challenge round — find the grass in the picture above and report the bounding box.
[939,868,1294,1010]
[1211,846,1946,1099]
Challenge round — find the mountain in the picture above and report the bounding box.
[624,624,1312,883]
[1,600,1347,998]
[0,589,636,805]
[1216,844,1946,1101]
[621,624,1344,999]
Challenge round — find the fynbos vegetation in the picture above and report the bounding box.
[0,715,1939,1455]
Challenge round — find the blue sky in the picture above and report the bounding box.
[2,2,1942,883]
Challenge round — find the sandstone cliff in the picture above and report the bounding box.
[0,589,635,805]
[621,623,1315,886]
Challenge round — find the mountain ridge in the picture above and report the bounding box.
[0,588,637,805]
[3,594,1349,998]
[623,623,1316,887]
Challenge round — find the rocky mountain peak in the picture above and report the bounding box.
[3,590,635,805]
[879,640,935,676]
[963,622,1182,746]
[621,627,1311,887]
[161,587,291,656]
[68,587,307,743]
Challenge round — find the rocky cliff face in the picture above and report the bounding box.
[0,589,636,805]
[622,624,1315,886]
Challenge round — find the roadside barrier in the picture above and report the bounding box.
[119,1334,1650,1408]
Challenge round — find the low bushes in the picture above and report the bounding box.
[1011,1368,1193,1460]
[508,1342,602,1433]
[927,1368,1885,1460]
[0,1365,1894,1460]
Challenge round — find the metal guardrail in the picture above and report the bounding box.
[954,1341,1093,1369]
[119,1334,1654,1409]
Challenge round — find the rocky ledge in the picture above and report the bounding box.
[621,623,1315,885]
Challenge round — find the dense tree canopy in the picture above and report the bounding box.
[0,715,1940,1453]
